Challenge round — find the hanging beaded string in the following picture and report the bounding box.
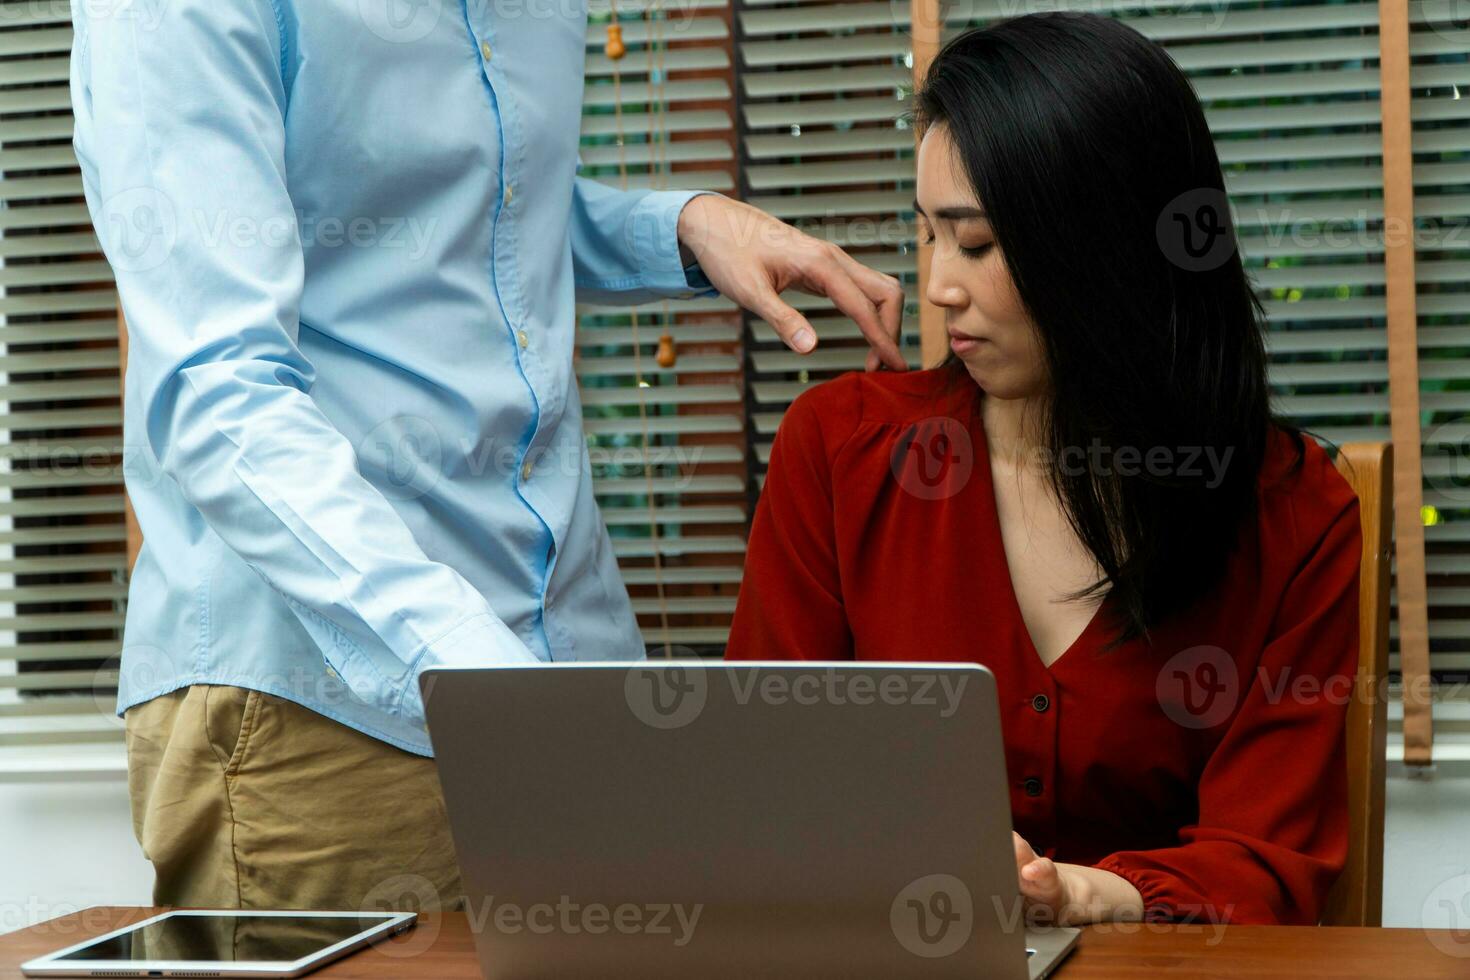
[606,3,675,658]
[649,11,678,371]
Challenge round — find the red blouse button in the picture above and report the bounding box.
[1031,693,1050,713]
[1023,777,1044,797]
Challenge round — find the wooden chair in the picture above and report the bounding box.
[1321,442,1392,927]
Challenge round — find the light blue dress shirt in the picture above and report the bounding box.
[69,0,716,755]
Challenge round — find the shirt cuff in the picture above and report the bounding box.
[1093,854,1186,923]
[394,612,542,728]
[628,189,722,299]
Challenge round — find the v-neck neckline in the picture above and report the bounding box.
[970,396,1109,674]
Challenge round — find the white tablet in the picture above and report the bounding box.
[20,909,418,978]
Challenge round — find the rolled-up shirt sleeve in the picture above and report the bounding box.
[569,170,720,305]
[71,0,538,728]
[1094,497,1361,924]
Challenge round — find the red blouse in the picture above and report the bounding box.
[726,367,1359,926]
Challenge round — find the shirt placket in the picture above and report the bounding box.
[467,11,562,657]
[1015,668,1061,853]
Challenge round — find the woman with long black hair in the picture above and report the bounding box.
[727,13,1359,927]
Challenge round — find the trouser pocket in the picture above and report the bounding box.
[124,685,255,908]
[204,686,263,778]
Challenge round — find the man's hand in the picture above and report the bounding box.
[677,194,907,373]
[1013,832,1145,926]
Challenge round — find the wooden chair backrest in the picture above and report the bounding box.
[1321,442,1392,926]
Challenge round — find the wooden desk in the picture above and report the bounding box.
[2,908,1467,979]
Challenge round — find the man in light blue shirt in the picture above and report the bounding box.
[70,0,904,910]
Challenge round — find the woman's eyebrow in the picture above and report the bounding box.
[912,199,988,220]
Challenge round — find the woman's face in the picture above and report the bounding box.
[915,124,1048,400]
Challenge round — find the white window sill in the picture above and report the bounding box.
[0,745,129,783]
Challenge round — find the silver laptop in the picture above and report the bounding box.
[422,662,1079,979]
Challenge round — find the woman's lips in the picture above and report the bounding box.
[948,331,985,356]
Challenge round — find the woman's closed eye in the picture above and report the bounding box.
[917,211,999,258]
[922,235,994,260]
[917,216,994,259]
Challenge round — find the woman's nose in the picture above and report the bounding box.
[925,260,966,310]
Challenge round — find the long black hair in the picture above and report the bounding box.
[915,13,1301,644]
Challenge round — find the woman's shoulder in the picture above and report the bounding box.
[1255,425,1361,556]
[784,364,978,440]
[769,367,979,499]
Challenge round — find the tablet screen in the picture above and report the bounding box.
[52,913,400,964]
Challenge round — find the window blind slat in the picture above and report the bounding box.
[0,2,133,763]
[578,6,745,654]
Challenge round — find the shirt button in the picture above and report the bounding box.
[1023,777,1044,798]
[1031,693,1050,713]
[516,330,529,349]
[504,184,514,205]
[521,460,534,481]
[480,40,493,61]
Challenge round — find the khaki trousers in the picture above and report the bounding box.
[125,685,464,912]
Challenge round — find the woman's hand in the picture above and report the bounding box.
[1013,832,1146,925]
